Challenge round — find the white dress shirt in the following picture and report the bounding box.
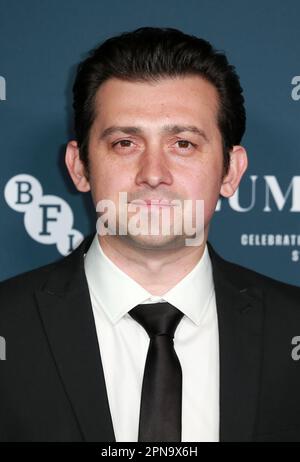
[84,233,220,442]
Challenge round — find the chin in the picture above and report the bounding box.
[123,233,186,251]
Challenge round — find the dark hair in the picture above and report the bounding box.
[72,27,246,178]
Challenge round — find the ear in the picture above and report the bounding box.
[220,145,248,198]
[65,140,91,193]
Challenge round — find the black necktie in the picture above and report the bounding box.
[128,301,184,442]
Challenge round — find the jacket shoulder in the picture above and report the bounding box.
[225,257,299,295]
[0,235,92,300]
[0,258,64,322]
[0,243,87,321]
[0,257,63,294]
[207,241,300,306]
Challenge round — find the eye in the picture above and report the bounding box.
[112,139,134,148]
[175,140,197,150]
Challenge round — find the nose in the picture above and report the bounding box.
[135,145,173,189]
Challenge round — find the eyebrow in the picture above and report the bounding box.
[99,124,209,142]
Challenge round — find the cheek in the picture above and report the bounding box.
[182,164,221,197]
[201,173,222,221]
[180,163,222,217]
[89,165,134,203]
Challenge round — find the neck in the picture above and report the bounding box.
[98,231,208,296]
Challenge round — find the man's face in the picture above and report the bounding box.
[67,75,247,250]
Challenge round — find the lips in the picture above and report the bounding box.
[129,199,173,206]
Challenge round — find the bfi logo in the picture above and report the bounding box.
[4,174,83,255]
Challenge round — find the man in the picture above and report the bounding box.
[1,27,300,443]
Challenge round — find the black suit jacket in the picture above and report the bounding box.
[1,234,300,442]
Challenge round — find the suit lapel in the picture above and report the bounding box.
[207,242,265,442]
[35,235,116,442]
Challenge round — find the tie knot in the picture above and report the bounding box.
[129,302,184,339]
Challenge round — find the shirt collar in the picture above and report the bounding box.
[84,233,214,327]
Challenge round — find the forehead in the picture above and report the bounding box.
[93,75,220,125]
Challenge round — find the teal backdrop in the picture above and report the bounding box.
[1,0,299,286]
